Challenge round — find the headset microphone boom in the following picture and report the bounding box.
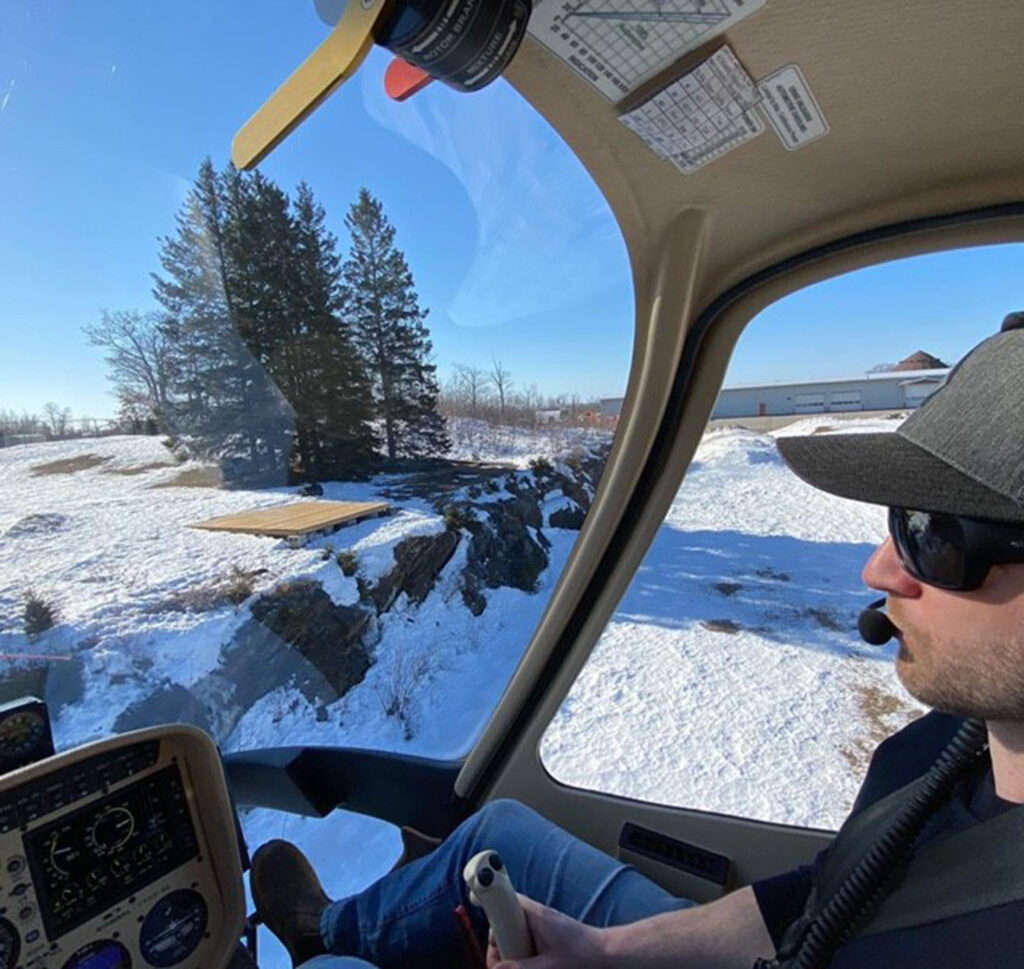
[858,597,900,646]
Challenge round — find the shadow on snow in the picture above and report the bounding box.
[612,528,892,661]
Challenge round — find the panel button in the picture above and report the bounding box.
[25,929,40,944]
[6,856,25,876]
[0,803,17,833]
[18,905,34,921]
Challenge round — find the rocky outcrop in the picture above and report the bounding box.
[466,499,550,594]
[112,441,611,742]
[549,503,586,530]
[0,654,86,716]
[366,531,461,614]
[112,582,367,744]
[114,683,214,735]
[249,581,373,696]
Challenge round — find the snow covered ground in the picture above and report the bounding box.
[541,417,924,829]
[0,416,924,968]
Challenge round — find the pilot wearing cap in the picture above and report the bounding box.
[252,313,1024,969]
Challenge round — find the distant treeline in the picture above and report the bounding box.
[0,406,139,448]
[86,159,448,485]
[439,360,605,428]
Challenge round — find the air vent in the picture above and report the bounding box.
[619,822,730,886]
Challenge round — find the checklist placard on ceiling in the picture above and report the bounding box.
[528,0,767,101]
[619,45,764,172]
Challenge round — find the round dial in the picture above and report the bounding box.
[0,917,20,969]
[0,709,47,766]
[87,806,136,855]
[47,828,83,877]
[61,940,131,969]
[139,890,207,967]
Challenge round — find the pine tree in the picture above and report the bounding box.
[341,188,450,461]
[288,182,378,474]
[147,159,381,483]
[151,158,293,483]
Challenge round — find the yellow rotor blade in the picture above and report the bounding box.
[232,0,387,170]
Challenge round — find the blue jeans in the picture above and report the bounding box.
[312,799,696,969]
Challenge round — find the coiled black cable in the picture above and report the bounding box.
[752,718,988,969]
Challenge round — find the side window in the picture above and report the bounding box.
[539,245,1022,830]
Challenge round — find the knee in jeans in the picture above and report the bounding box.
[476,798,536,826]
[468,798,544,846]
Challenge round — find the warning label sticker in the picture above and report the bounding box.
[527,0,767,101]
[619,45,763,172]
[756,65,829,150]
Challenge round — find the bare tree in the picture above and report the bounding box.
[489,356,513,423]
[453,364,489,417]
[84,310,175,426]
[41,402,72,438]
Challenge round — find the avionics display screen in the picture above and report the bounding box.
[24,764,200,939]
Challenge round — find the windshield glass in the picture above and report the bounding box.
[0,5,630,786]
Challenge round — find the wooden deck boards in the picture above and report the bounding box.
[191,500,391,538]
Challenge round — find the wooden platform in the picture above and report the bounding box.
[191,500,390,545]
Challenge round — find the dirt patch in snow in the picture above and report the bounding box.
[702,618,742,634]
[803,607,844,632]
[150,466,223,489]
[148,567,267,613]
[30,454,111,476]
[841,681,920,772]
[103,461,176,476]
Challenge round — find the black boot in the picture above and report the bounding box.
[251,840,330,967]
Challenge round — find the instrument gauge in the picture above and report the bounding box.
[139,889,207,967]
[46,828,83,877]
[61,940,131,969]
[0,917,19,969]
[0,698,54,773]
[87,806,136,855]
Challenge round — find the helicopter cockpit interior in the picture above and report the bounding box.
[3,0,1024,967]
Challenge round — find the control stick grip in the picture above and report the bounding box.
[463,850,533,961]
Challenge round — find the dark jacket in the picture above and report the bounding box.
[753,711,1024,967]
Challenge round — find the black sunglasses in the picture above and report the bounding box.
[888,507,1024,591]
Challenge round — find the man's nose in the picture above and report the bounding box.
[862,537,923,596]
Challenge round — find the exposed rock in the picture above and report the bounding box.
[249,581,373,696]
[461,577,487,616]
[368,531,460,613]
[467,500,549,593]
[42,655,87,714]
[297,482,324,497]
[0,655,87,716]
[549,503,586,530]
[509,494,543,530]
[114,683,214,735]
[0,665,49,707]
[110,598,354,742]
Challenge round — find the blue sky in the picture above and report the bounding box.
[1,1,1021,419]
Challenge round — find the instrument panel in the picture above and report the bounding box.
[0,727,244,969]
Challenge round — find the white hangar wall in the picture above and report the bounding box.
[710,370,949,419]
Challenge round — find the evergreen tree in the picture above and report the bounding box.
[341,188,450,461]
[143,159,381,482]
[151,158,293,483]
[288,182,378,474]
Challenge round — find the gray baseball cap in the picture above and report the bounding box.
[776,313,1024,523]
